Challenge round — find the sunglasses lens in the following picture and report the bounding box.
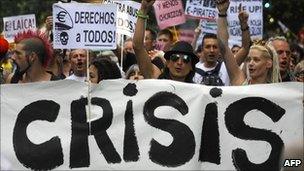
[170,54,179,62]
[170,54,191,63]
[182,55,191,63]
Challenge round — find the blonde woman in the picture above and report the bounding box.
[216,0,281,85]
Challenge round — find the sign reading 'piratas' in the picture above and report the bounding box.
[1,80,303,170]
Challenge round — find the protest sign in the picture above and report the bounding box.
[1,80,303,170]
[3,14,36,42]
[104,0,140,37]
[52,3,117,49]
[185,0,218,19]
[153,0,186,30]
[228,0,263,43]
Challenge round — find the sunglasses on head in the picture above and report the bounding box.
[170,54,191,63]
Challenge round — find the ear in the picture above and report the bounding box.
[266,59,272,68]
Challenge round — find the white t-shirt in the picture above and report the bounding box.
[65,74,86,82]
[193,61,230,86]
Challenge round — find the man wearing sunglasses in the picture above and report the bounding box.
[159,41,199,83]
[133,0,198,83]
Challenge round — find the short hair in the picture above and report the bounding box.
[157,29,173,41]
[202,33,217,47]
[14,29,53,68]
[232,44,241,49]
[90,58,121,82]
[267,36,288,43]
[145,28,157,41]
[196,44,202,53]
[125,64,140,79]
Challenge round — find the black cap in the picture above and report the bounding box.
[164,41,199,68]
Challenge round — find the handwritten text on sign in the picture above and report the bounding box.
[3,14,36,42]
[153,0,186,30]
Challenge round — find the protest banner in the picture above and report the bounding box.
[1,80,303,170]
[104,0,140,37]
[3,14,36,42]
[185,0,218,19]
[228,0,263,44]
[153,0,186,30]
[52,3,117,49]
[193,0,263,48]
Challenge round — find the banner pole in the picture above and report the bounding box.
[120,34,124,72]
[173,26,179,41]
[87,49,92,134]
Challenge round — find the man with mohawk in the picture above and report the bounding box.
[7,30,60,83]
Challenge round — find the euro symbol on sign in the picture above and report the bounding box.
[57,11,67,22]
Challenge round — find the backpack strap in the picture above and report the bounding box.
[195,67,207,77]
[212,62,222,75]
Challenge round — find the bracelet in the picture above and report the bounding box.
[136,10,149,19]
[218,13,227,17]
[241,26,249,31]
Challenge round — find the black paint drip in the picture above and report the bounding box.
[123,83,138,97]
[209,88,223,98]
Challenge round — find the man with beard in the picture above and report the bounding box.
[7,30,60,83]
[268,36,295,82]
[65,49,87,82]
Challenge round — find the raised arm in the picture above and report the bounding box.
[216,0,246,85]
[133,0,155,79]
[234,4,251,65]
[191,24,202,49]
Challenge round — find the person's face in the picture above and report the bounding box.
[272,40,291,74]
[128,70,144,80]
[157,34,172,52]
[295,70,304,82]
[11,43,31,72]
[89,65,98,83]
[144,30,155,51]
[202,38,220,64]
[167,53,192,81]
[124,41,134,54]
[70,49,87,76]
[231,46,241,55]
[246,49,272,80]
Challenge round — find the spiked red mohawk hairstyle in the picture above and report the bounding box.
[14,29,53,68]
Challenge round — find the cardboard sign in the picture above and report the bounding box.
[52,3,117,49]
[153,0,186,30]
[185,0,217,19]
[194,0,263,47]
[1,80,303,170]
[3,14,36,42]
[228,0,263,43]
[104,0,140,37]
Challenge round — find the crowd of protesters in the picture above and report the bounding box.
[0,0,303,86]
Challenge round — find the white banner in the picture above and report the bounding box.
[1,80,303,170]
[52,3,117,50]
[3,14,36,43]
[104,0,140,37]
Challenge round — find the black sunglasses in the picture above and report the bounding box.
[170,54,191,64]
